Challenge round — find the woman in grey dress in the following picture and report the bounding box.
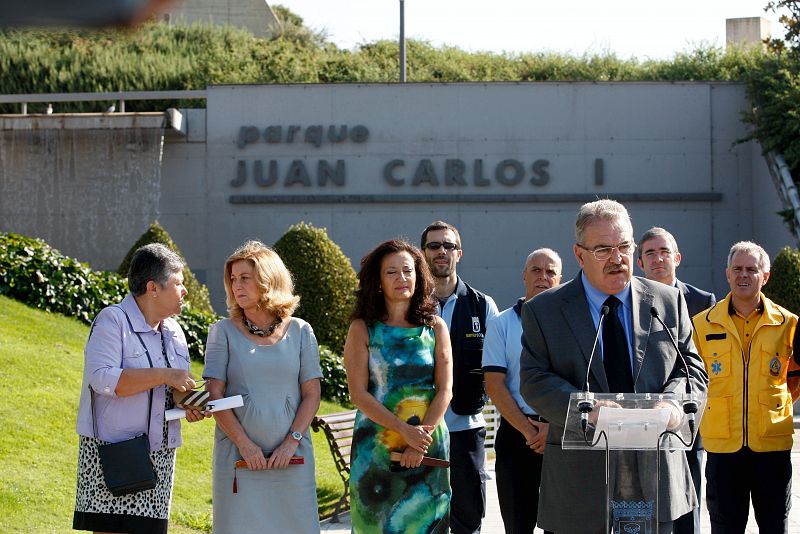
[204,240,322,534]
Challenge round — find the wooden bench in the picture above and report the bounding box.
[311,409,357,523]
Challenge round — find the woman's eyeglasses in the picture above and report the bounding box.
[424,241,459,251]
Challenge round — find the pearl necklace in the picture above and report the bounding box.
[243,315,282,337]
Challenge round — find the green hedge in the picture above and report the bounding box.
[0,232,217,361]
[0,232,127,324]
[764,246,800,312]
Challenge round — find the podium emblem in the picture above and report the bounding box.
[611,500,653,534]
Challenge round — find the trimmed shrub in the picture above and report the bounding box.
[118,221,214,315]
[764,246,800,312]
[319,345,350,406]
[273,222,357,355]
[0,231,216,361]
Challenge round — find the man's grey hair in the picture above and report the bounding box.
[128,243,184,296]
[575,199,633,244]
[525,248,563,273]
[637,227,679,259]
[727,241,770,272]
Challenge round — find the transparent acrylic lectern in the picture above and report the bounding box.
[564,392,706,534]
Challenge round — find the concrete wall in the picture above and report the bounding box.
[0,83,793,315]
[166,0,280,38]
[0,113,165,270]
[726,17,771,49]
[153,83,795,313]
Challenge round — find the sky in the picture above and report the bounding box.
[275,0,784,60]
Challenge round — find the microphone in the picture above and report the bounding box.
[649,307,698,436]
[579,305,610,432]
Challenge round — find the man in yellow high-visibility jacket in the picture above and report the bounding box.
[693,241,799,534]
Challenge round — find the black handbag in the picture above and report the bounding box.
[89,307,159,497]
[96,432,157,496]
[91,385,157,497]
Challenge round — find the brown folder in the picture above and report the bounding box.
[389,451,449,468]
[234,456,304,469]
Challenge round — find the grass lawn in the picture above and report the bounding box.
[0,295,348,533]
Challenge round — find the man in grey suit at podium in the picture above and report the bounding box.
[519,200,709,534]
[637,227,716,534]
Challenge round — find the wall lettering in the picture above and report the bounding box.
[233,160,347,188]
[237,124,370,149]
[382,158,552,187]
[231,124,606,190]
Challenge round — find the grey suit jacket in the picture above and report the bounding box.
[519,273,709,533]
[676,279,716,318]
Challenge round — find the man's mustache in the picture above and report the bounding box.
[604,263,629,274]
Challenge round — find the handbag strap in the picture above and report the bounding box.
[89,304,155,440]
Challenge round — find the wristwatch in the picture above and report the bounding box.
[289,431,303,442]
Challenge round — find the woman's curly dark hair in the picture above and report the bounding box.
[351,239,437,326]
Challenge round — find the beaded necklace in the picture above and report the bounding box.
[243,315,282,337]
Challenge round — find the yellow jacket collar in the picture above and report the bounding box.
[704,292,786,330]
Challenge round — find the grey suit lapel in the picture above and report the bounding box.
[631,277,655,386]
[560,273,610,391]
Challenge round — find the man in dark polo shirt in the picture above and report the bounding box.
[421,220,499,534]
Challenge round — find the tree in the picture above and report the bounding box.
[766,1,800,53]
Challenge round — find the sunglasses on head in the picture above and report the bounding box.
[424,241,459,251]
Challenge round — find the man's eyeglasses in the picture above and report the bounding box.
[424,241,459,251]
[642,249,673,260]
[577,242,636,261]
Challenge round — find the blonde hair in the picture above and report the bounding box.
[223,240,300,321]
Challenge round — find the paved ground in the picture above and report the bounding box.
[321,429,800,533]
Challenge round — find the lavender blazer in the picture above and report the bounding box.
[75,293,190,451]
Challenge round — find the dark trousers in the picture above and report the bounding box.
[706,448,792,534]
[673,446,703,534]
[494,416,548,534]
[450,427,486,534]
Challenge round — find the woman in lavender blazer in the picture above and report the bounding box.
[73,244,206,534]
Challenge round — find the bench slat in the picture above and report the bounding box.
[317,410,357,424]
[330,429,354,440]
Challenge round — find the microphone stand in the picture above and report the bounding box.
[580,305,610,439]
[650,307,697,446]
